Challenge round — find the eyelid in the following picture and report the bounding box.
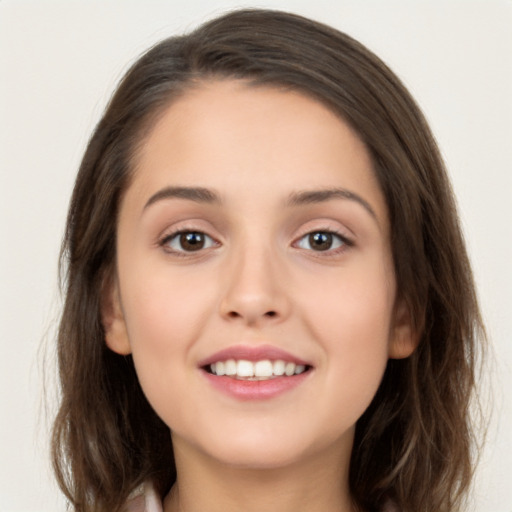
[165,231,216,250]
[155,219,354,257]
[293,218,354,241]
[157,224,221,256]
[291,224,355,255]
[295,231,348,249]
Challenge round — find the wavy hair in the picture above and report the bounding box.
[52,9,485,512]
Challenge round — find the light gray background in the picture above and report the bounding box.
[1,1,511,511]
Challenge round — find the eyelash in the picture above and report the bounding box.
[159,229,218,256]
[293,229,353,256]
[158,228,353,256]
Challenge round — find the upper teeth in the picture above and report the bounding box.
[210,359,306,379]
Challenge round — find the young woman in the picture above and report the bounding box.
[51,9,485,512]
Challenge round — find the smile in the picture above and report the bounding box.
[199,345,313,400]
[209,359,308,380]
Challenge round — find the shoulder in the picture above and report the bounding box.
[121,481,163,512]
[120,482,397,512]
[381,500,400,512]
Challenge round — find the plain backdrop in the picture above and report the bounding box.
[1,1,511,511]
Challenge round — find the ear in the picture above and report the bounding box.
[101,278,132,355]
[388,299,418,360]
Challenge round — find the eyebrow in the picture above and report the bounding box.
[143,185,377,220]
[286,188,377,219]
[144,186,221,210]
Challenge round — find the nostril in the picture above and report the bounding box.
[222,308,280,322]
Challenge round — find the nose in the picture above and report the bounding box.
[219,243,291,327]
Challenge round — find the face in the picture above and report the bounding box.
[104,80,415,471]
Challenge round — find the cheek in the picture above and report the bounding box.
[300,256,395,404]
[304,253,395,341]
[119,267,217,406]
[121,263,215,347]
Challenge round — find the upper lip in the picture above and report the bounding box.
[198,344,311,368]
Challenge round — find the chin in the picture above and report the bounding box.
[209,443,308,470]
[190,424,346,471]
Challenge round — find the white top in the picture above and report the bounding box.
[122,482,162,512]
[122,481,398,512]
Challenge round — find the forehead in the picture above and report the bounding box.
[126,79,387,225]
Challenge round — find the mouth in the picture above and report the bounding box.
[204,359,311,380]
[198,345,313,399]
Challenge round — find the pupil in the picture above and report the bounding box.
[181,232,204,251]
[309,232,332,251]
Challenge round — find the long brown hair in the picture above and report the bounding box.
[52,9,485,512]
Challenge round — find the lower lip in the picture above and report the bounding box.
[202,370,310,400]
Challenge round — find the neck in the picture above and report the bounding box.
[164,436,356,512]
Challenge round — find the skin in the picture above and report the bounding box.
[103,80,416,512]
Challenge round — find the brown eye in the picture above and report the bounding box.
[296,231,347,252]
[163,231,216,252]
[308,232,333,251]
[180,232,205,251]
